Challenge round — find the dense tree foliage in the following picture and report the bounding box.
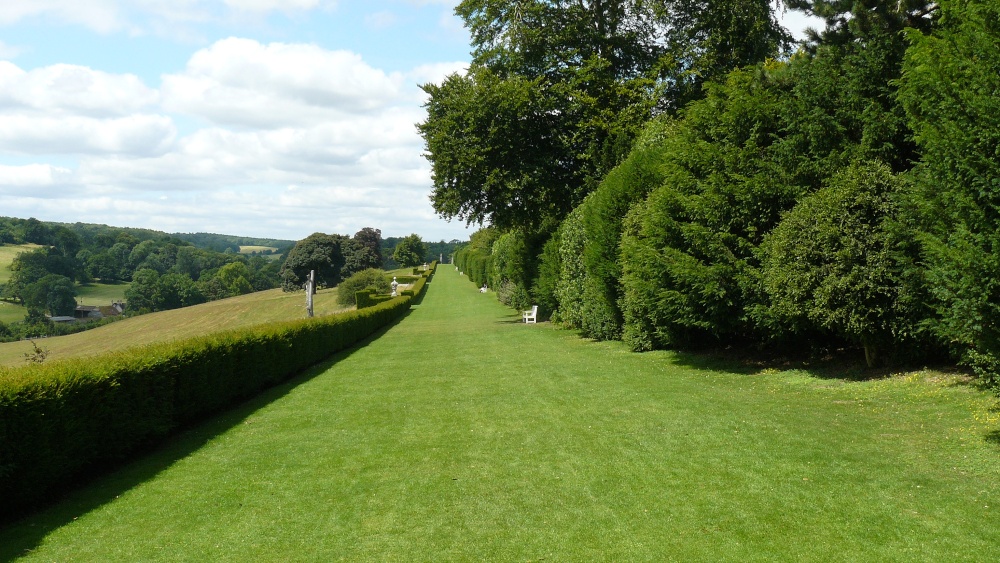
[0,217,284,323]
[421,0,788,231]
[280,233,349,292]
[898,0,1000,384]
[757,161,930,366]
[392,234,428,268]
[447,0,1000,385]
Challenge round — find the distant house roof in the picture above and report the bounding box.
[48,316,76,323]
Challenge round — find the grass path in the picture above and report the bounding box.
[2,266,999,560]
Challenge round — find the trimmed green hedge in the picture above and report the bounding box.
[0,295,416,521]
[356,289,394,309]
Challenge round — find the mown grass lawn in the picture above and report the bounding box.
[1,266,998,561]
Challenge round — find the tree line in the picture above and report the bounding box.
[0,215,458,341]
[431,1,1000,385]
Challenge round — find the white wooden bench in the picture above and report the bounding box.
[523,305,538,324]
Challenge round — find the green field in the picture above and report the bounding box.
[1,265,997,560]
[75,282,129,305]
[0,244,40,284]
[0,287,347,366]
[0,301,26,324]
[239,245,279,254]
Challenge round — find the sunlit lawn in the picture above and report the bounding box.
[75,282,130,305]
[1,266,998,560]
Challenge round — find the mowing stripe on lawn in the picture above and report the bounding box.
[1,265,999,561]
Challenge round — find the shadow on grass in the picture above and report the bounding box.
[664,344,954,383]
[0,313,410,560]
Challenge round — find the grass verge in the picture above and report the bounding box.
[1,265,998,560]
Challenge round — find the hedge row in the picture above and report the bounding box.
[0,293,417,522]
[401,261,436,298]
[356,289,394,309]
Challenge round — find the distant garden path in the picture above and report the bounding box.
[2,265,999,561]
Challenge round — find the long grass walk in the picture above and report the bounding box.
[2,266,999,560]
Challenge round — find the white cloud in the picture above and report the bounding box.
[0,61,173,156]
[161,38,404,128]
[0,0,129,33]
[0,62,159,117]
[0,30,475,241]
[0,114,176,156]
[0,163,73,187]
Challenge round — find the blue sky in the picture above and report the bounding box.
[0,1,819,242]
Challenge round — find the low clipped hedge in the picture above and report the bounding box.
[0,294,417,521]
[401,261,436,297]
[356,289,394,310]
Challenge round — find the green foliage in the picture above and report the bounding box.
[579,116,675,341]
[898,0,1000,385]
[495,280,530,311]
[423,0,787,231]
[281,233,348,292]
[620,65,797,350]
[392,234,427,268]
[554,205,588,329]
[343,228,383,277]
[22,274,77,316]
[531,231,561,321]
[0,295,414,521]
[757,161,929,366]
[338,269,391,306]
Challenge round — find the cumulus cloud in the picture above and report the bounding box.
[0,114,176,156]
[0,0,329,34]
[0,32,473,240]
[0,62,159,117]
[0,61,173,156]
[0,163,74,187]
[161,38,404,128]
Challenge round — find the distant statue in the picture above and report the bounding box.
[390,276,398,297]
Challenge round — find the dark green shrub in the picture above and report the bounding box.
[337,268,391,306]
[555,204,587,329]
[757,161,931,366]
[898,0,1000,386]
[580,117,674,341]
[531,232,561,321]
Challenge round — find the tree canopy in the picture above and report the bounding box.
[420,0,788,231]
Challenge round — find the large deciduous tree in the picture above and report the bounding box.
[420,0,787,231]
[392,234,427,268]
[280,233,349,292]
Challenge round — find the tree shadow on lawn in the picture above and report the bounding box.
[0,313,411,560]
[666,344,953,383]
